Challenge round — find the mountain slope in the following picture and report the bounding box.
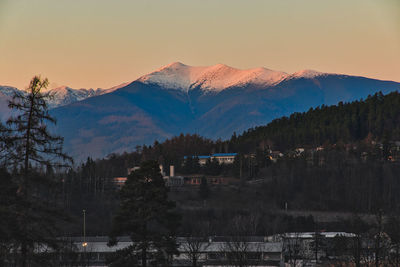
[49,63,400,160]
[0,82,130,111]
[51,82,194,158]
[233,91,400,151]
[0,86,25,120]
[44,82,130,108]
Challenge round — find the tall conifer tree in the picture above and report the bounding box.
[108,160,180,267]
[1,76,72,266]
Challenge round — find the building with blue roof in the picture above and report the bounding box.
[212,153,237,157]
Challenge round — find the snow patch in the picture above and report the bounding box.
[44,82,131,108]
[0,86,24,97]
[291,69,324,79]
[137,62,289,92]
[0,81,132,109]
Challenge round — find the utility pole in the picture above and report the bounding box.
[82,209,87,265]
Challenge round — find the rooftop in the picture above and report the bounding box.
[212,153,237,157]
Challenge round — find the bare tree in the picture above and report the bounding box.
[283,233,304,267]
[347,215,370,267]
[330,234,351,267]
[370,211,390,267]
[219,215,262,267]
[180,221,210,267]
[181,236,209,267]
[386,215,400,267]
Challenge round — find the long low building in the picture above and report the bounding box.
[4,233,359,266]
[60,236,283,266]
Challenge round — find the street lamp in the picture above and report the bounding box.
[82,209,87,265]
[82,209,87,247]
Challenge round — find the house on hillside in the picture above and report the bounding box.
[269,151,283,163]
[211,153,237,164]
[198,155,211,165]
[113,177,127,190]
[183,155,210,165]
[185,153,238,166]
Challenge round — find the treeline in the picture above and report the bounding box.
[260,149,400,213]
[82,134,230,178]
[232,91,400,152]
[65,91,400,211]
[93,91,400,176]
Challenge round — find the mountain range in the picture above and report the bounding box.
[2,62,400,161]
[0,82,129,118]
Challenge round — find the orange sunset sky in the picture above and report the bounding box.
[0,0,399,90]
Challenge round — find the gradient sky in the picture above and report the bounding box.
[0,0,399,90]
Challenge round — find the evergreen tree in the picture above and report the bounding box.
[192,156,201,174]
[203,158,221,175]
[0,76,72,266]
[198,176,209,200]
[108,160,180,267]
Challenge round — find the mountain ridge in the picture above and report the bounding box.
[137,62,332,92]
[0,82,130,109]
[2,62,400,161]
[49,63,400,160]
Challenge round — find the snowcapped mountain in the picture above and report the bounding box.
[43,86,98,108]
[290,69,325,79]
[43,82,130,108]
[136,62,333,92]
[0,86,26,120]
[48,62,400,160]
[3,62,400,160]
[0,82,130,110]
[0,86,24,97]
[137,62,289,92]
[0,62,333,111]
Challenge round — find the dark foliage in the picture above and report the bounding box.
[230,91,400,152]
[108,160,181,267]
[0,76,72,266]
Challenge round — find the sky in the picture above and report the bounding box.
[0,0,399,90]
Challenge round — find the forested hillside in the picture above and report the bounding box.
[231,91,400,152]
[78,91,400,177]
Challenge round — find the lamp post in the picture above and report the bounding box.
[82,209,87,264]
[83,209,87,246]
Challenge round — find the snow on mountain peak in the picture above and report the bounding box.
[0,81,130,109]
[138,62,289,92]
[44,82,130,108]
[138,62,206,91]
[291,69,324,79]
[158,61,187,70]
[0,86,22,97]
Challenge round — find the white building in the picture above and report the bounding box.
[211,153,237,164]
[185,153,238,165]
